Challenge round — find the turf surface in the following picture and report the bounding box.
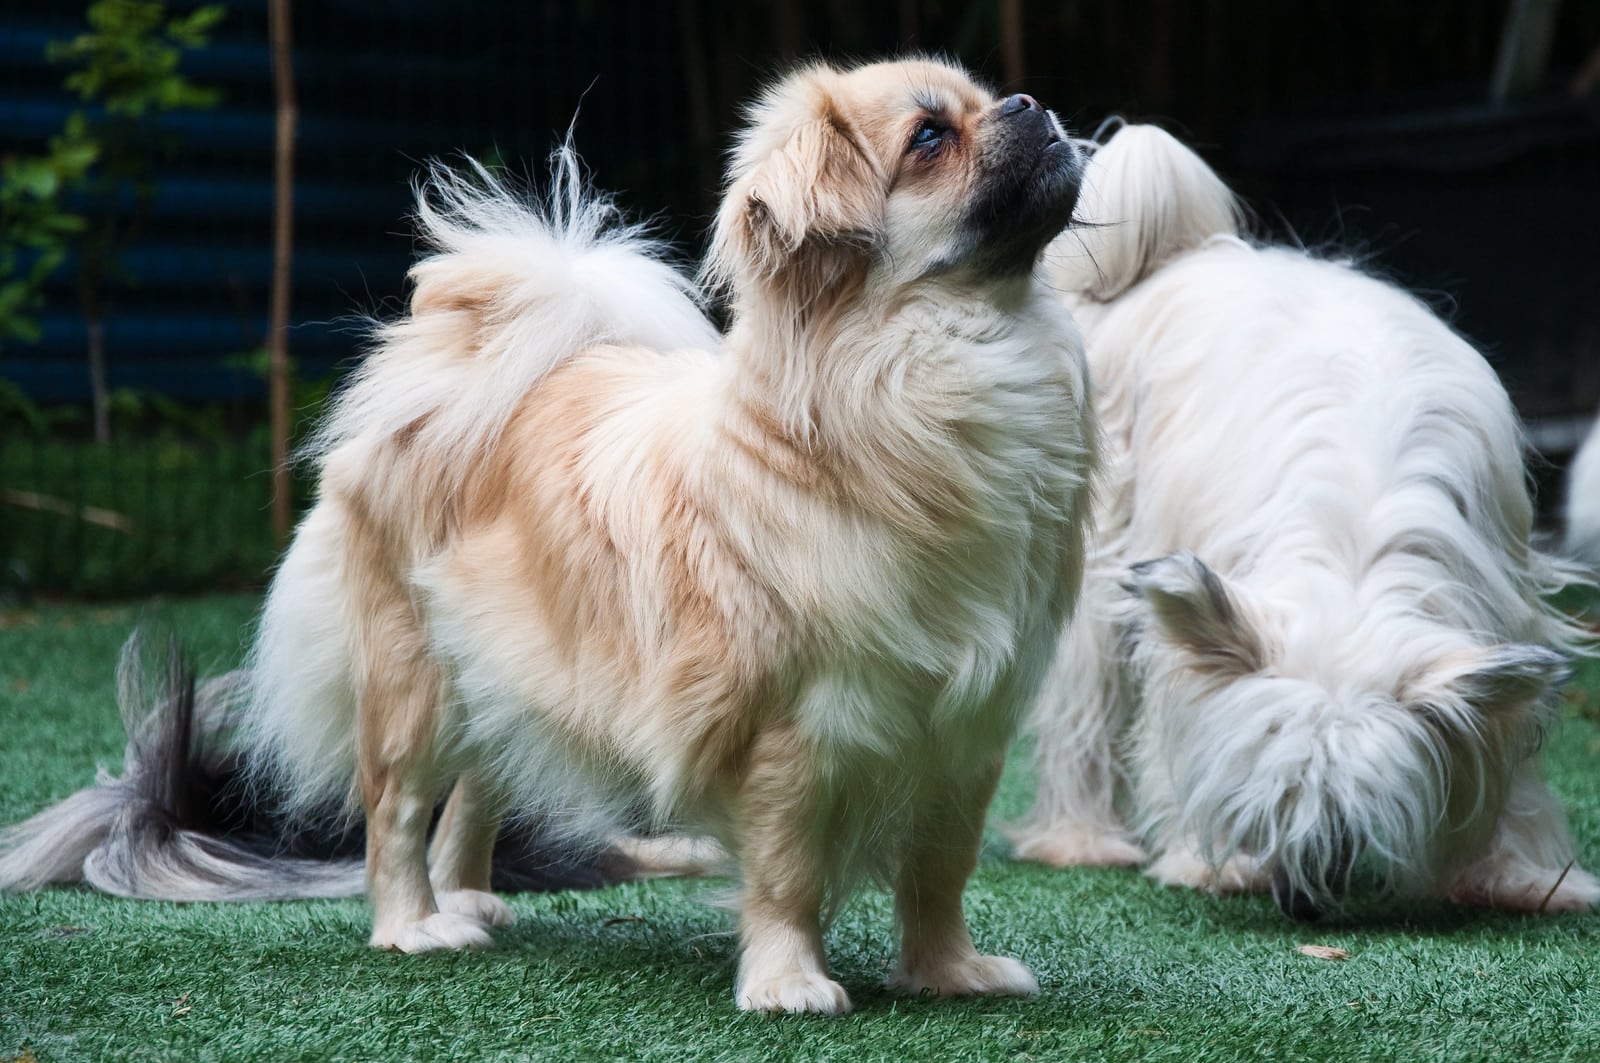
[3,596,1599,1062]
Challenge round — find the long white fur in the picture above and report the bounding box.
[1015,124,1598,912]
[1566,413,1600,568]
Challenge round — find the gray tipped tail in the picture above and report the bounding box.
[2,632,639,901]
[0,784,124,891]
[1,635,365,901]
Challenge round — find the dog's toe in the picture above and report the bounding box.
[735,970,852,1015]
[1147,847,1268,893]
[371,912,496,953]
[889,954,1039,998]
[437,888,517,927]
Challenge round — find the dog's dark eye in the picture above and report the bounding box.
[908,119,946,153]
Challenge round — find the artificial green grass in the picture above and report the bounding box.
[3,596,1599,1062]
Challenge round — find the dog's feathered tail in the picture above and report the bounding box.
[305,143,719,472]
[1048,123,1244,301]
[0,635,637,900]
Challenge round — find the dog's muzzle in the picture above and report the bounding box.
[1270,826,1357,923]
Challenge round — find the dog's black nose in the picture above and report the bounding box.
[1001,93,1040,116]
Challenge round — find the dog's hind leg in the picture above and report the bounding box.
[352,564,494,953]
[1009,580,1146,868]
[733,725,851,1015]
[890,757,1039,999]
[428,774,516,928]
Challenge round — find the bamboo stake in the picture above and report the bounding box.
[268,0,297,543]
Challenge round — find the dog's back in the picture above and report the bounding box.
[1090,243,1541,636]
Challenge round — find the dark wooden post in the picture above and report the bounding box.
[268,0,297,544]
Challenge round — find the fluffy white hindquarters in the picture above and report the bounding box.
[1019,123,1597,915]
[245,149,718,818]
[1566,414,1600,569]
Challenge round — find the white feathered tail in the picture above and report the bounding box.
[1047,122,1244,302]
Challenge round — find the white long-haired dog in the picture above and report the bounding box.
[2,58,1093,1015]
[1566,414,1600,568]
[1011,123,1598,919]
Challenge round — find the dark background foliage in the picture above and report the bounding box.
[2,0,1598,595]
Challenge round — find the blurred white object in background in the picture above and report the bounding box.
[1566,414,1600,568]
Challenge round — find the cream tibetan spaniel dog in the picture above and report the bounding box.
[1012,123,1596,920]
[2,58,1093,1015]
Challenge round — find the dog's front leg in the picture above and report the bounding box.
[1010,577,1147,869]
[734,725,850,1016]
[890,756,1039,999]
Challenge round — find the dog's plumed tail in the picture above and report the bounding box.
[0,635,636,900]
[1047,123,1243,301]
[308,143,719,471]
[0,635,363,900]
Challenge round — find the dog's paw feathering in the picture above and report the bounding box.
[735,971,853,1016]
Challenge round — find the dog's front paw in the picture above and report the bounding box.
[436,888,517,927]
[1146,846,1268,894]
[1450,864,1600,913]
[370,912,497,953]
[735,970,852,1015]
[1012,823,1147,868]
[890,953,1039,999]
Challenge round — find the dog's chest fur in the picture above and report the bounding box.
[779,296,1091,757]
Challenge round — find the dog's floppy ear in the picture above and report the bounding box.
[705,65,885,304]
[1126,552,1266,676]
[1403,643,1569,733]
